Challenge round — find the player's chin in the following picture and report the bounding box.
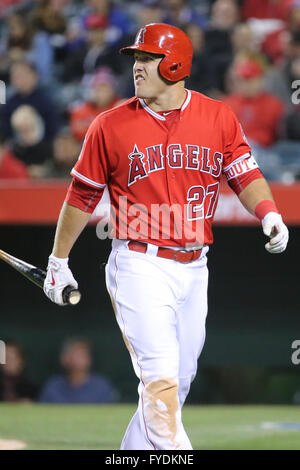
[134,83,150,99]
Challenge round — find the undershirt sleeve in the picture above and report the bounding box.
[65,178,105,213]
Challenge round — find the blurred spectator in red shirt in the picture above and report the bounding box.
[241,0,296,58]
[70,67,122,142]
[261,2,300,64]
[241,0,294,21]
[223,58,285,147]
[0,132,29,179]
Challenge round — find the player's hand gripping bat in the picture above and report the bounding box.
[0,249,81,305]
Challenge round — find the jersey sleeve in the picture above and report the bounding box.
[221,103,260,183]
[71,115,109,189]
[222,103,252,166]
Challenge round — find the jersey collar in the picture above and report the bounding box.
[139,89,191,121]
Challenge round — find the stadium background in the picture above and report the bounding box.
[0,0,300,407]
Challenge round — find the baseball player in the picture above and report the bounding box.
[44,23,289,450]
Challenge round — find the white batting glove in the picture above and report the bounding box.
[43,254,78,306]
[262,212,289,254]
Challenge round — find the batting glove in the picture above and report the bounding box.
[262,212,289,254]
[44,254,78,305]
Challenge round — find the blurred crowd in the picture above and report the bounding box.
[0,338,118,403]
[0,0,299,183]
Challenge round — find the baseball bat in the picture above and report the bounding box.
[0,249,81,305]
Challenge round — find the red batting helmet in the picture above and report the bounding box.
[119,23,193,82]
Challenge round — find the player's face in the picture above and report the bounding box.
[133,51,166,99]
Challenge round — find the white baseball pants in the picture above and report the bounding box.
[105,239,209,450]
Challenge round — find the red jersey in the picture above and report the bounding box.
[71,89,259,247]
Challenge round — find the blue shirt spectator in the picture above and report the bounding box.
[39,373,117,404]
[39,338,119,404]
[0,60,60,140]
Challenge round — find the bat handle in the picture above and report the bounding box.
[62,285,81,305]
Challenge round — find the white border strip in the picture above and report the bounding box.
[71,169,106,189]
[181,89,191,111]
[222,152,251,172]
[139,99,166,120]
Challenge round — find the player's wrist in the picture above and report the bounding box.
[254,200,279,221]
[49,254,69,269]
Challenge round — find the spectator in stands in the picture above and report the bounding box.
[286,104,300,141]
[205,0,239,94]
[70,67,121,142]
[10,105,53,177]
[241,0,298,65]
[241,0,294,22]
[184,22,213,95]
[0,0,29,18]
[162,0,207,29]
[62,13,122,83]
[30,1,85,77]
[39,338,118,403]
[289,1,300,32]
[6,12,32,52]
[227,22,268,95]
[0,131,29,179]
[42,126,80,178]
[223,57,285,147]
[30,0,67,35]
[0,13,54,84]
[137,0,164,27]
[260,2,300,65]
[82,0,133,46]
[0,60,60,141]
[274,53,300,166]
[0,339,37,402]
[231,22,258,58]
[264,30,300,106]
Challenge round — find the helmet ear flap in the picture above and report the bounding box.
[159,56,184,82]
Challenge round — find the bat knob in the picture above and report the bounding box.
[62,285,81,305]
